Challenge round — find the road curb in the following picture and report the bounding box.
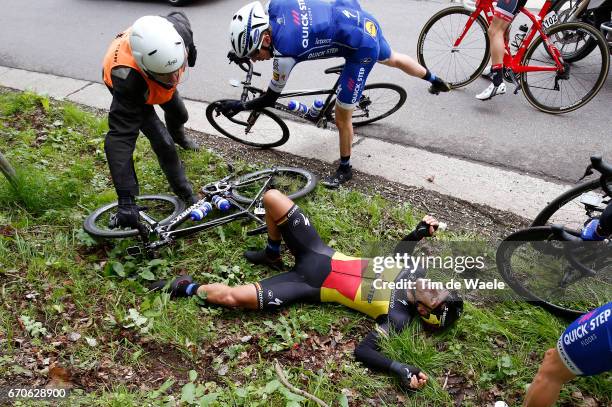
[0,65,571,220]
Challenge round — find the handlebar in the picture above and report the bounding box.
[550,224,602,278]
[590,156,612,177]
[227,52,261,77]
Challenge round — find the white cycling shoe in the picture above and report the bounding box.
[476,82,506,101]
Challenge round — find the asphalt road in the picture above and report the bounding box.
[1,0,610,182]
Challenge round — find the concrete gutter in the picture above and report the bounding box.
[0,65,571,220]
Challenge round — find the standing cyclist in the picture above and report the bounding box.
[103,13,200,229]
[476,0,528,100]
[220,0,451,188]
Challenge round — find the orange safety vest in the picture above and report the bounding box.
[102,28,183,105]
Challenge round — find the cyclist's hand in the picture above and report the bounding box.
[415,215,439,238]
[428,77,451,95]
[390,361,427,390]
[218,100,245,117]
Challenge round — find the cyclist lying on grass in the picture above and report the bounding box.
[152,189,463,390]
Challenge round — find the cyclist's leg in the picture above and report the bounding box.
[254,265,326,310]
[523,348,575,407]
[525,302,612,407]
[322,48,377,188]
[140,109,195,204]
[160,91,199,151]
[598,202,612,236]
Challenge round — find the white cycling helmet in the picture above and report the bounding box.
[130,16,186,84]
[229,1,270,58]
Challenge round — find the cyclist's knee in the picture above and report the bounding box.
[263,189,293,217]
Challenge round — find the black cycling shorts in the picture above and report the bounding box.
[254,205,334,310]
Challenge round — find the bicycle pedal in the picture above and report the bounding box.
[126,246,142,256]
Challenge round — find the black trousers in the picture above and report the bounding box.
[104,90,193,200]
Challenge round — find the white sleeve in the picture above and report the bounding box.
[269,56,297,93]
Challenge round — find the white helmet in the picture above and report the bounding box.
[130,16,186,83]
[229,2,270,58]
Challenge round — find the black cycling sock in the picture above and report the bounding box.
[340,156,351,170]
[265,238,281,257]
[491,64,503,86]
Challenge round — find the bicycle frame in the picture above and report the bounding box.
[456,0,565,73]
[235,59,359,128]
[127,171,274,255]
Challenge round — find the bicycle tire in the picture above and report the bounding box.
[531,178,611,230]
[206,100,290,148]
[328,83,407,127]
[417,6,490,88]
[496,226,605,319]
[83,195,185,239]
[229,167,317,204]
[550,0,601,62]
[521,22,609,114]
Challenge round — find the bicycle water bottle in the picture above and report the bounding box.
[308,99,324,119]
[212,195,231,211]
[512,24,529,50]
[287,100,309,115]
[189,202,213,221]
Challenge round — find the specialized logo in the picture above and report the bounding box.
[292,213,310,227]
[360,57,372,65]
[342,9,358,19]
[268,298,283,306]
[364,19,377,38]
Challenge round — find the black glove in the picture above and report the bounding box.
[390,361,422,391]
[111,196,141,229]
[218,100,245,117]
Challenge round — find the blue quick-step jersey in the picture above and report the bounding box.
[266,0,391,107]
[557,301,612,376]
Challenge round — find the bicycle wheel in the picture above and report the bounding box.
[328,83,407,127]
[521,22,609,114]
[550,0,602,62]
[206,100,290,148]
[83,195,185,239]
[496,226,611,318]
[229,167,317,204]
[531,178,612,232]
[417,6,490,88]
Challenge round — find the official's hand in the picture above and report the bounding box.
[116,204,141,229]
[218,100,245,118]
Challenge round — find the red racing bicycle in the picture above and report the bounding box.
[417,0,609,113]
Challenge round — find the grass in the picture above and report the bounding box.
[0,88,610,406]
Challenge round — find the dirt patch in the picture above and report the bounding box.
[186,129,529,241]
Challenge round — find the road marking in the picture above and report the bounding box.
[0,65,572,220]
